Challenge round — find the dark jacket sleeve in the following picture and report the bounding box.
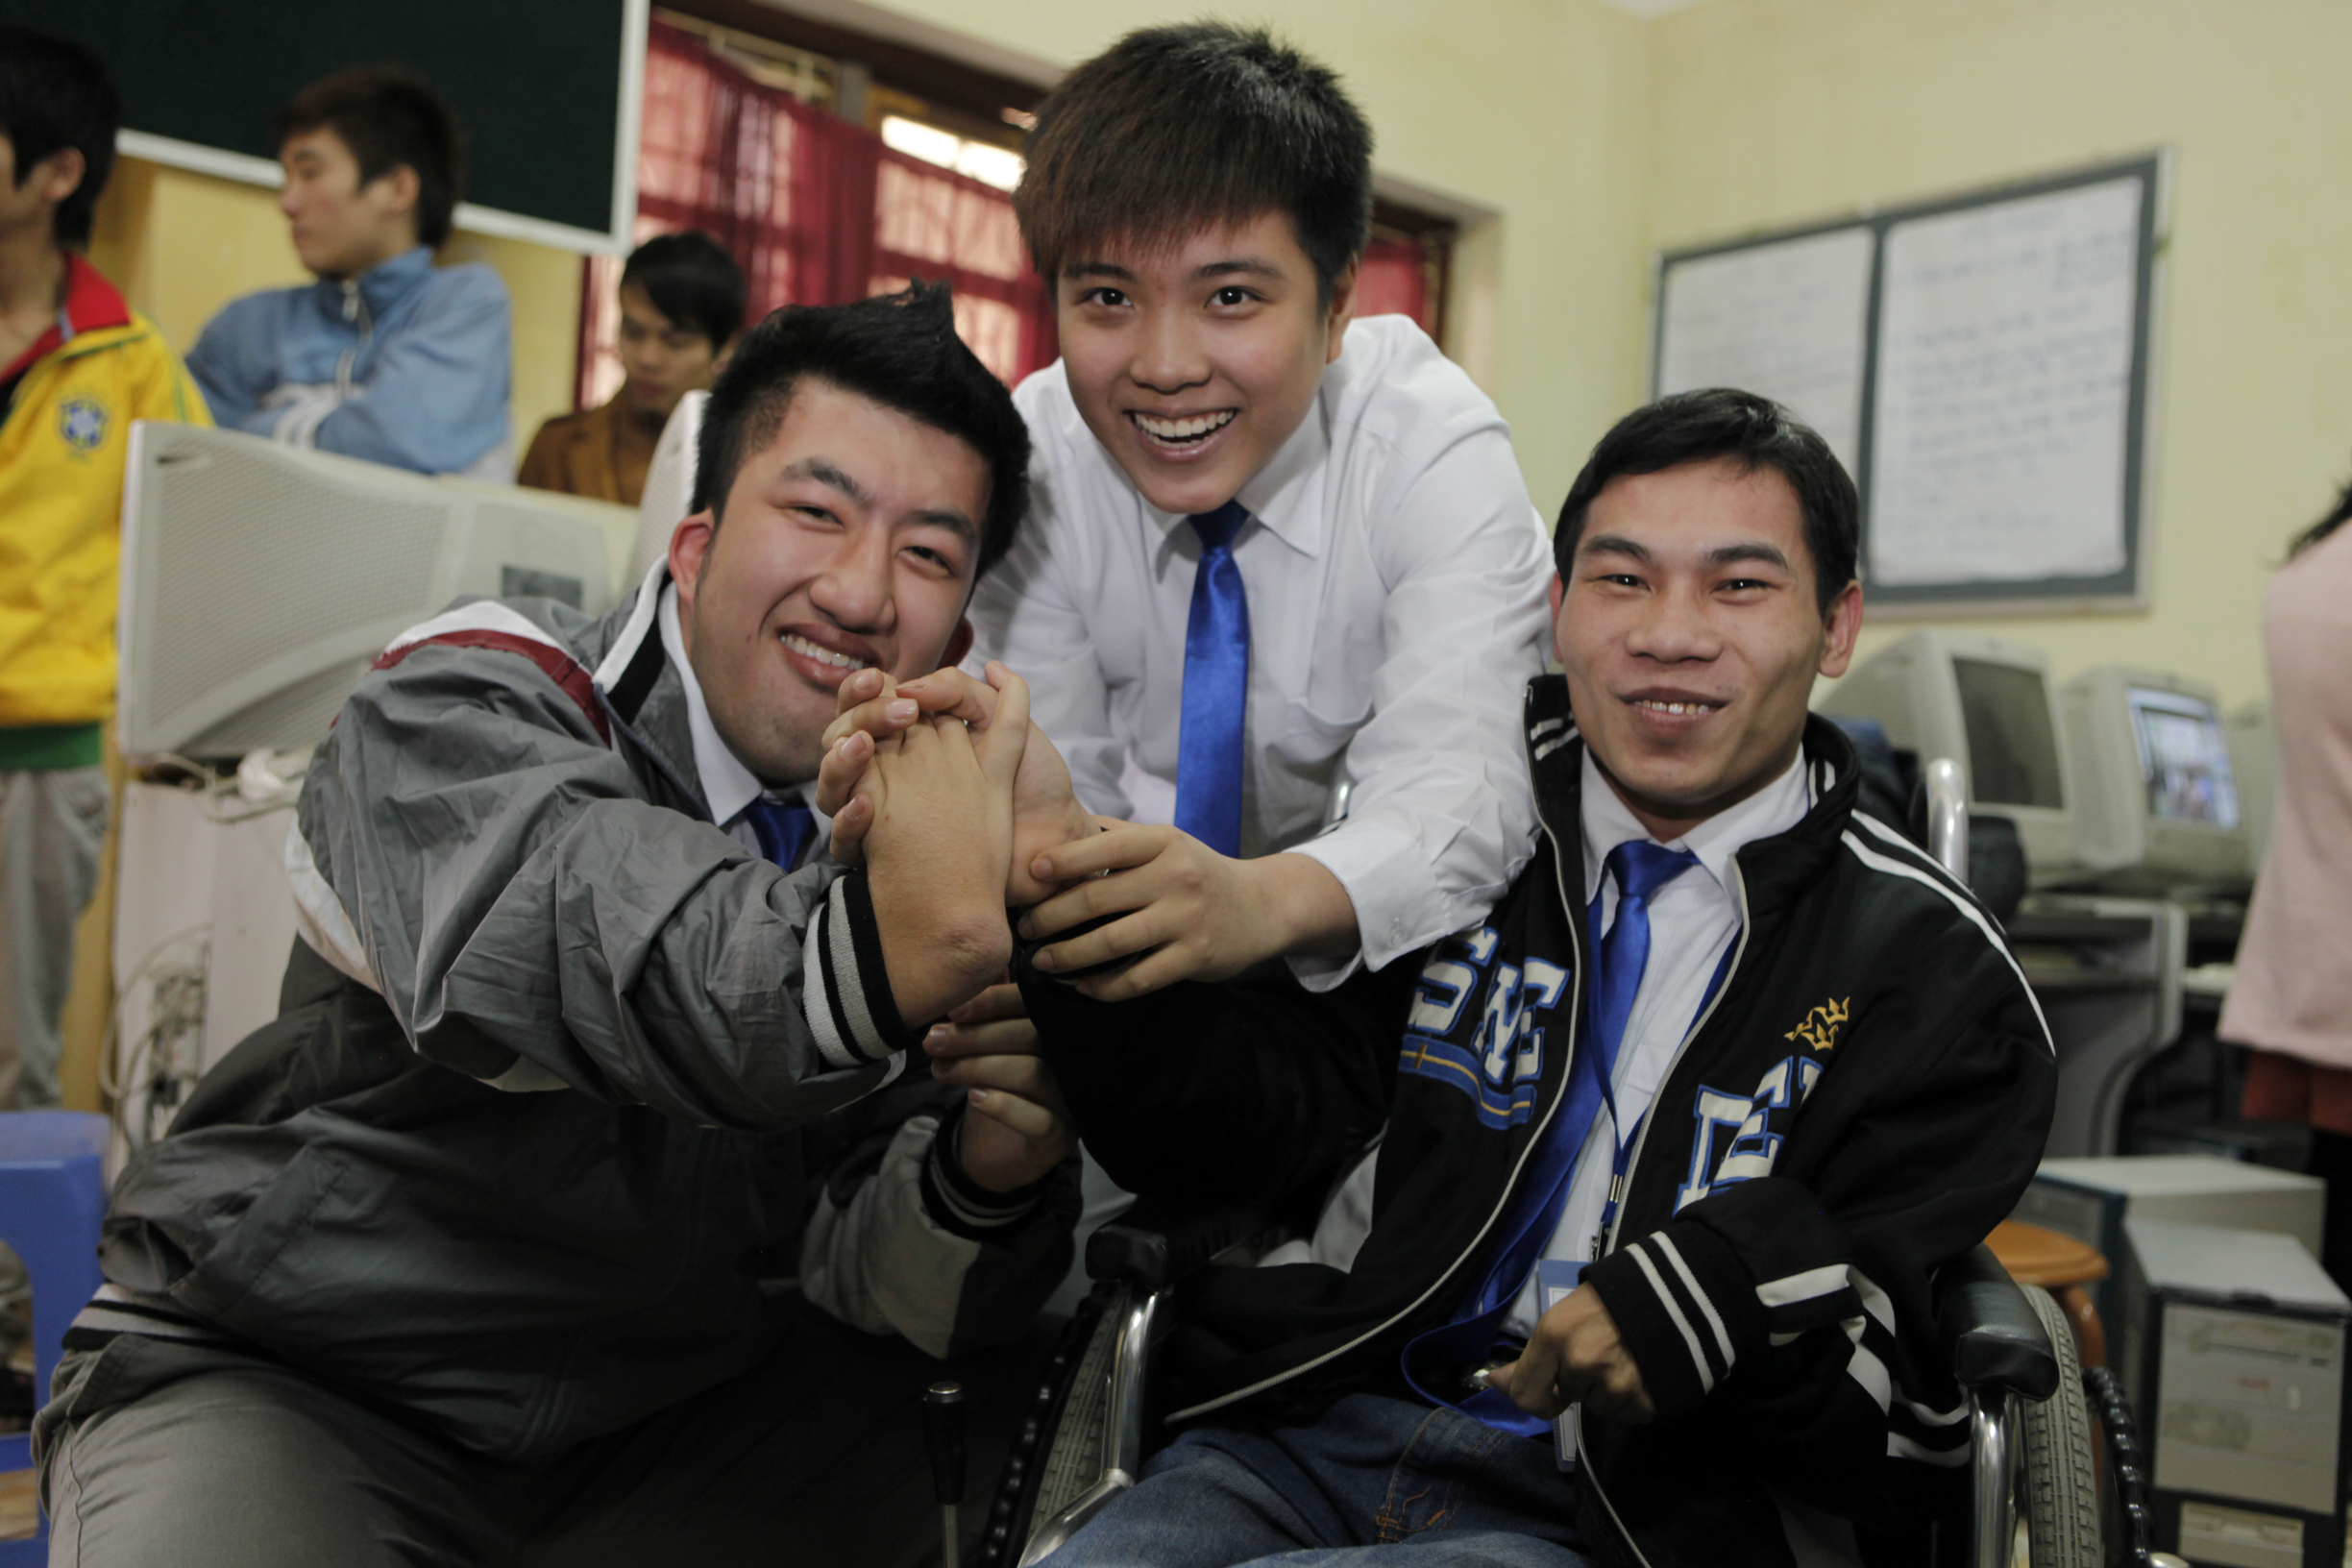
[1019,953,1418,1209]
[1583,954,2053,1530]
[798,1071,1080,1358]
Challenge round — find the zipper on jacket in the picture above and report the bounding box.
[1165,817,1594,1424]
[335,279,371,401]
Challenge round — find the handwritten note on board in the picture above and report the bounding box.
[1656,227,1875,480]
[1868,177,2143,586]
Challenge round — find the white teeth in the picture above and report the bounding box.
[1133,410,1236,442]
[783,633,865,671]
[1638,700,1708,715]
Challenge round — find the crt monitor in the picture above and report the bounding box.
[2058,666,2251,894]
[118,422,637,763]
[1815,629,2079,881]
[628,390,706,585]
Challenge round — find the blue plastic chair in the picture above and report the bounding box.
[0,1112,108,1563]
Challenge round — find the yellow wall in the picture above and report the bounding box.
[87,157,584,454]
[865,0,2328,706]
[1644,0,2348,705]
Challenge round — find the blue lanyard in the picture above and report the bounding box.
[1580,887,1738,1255]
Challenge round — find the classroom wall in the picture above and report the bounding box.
[850,0,1658,522]
[1644,0,2352,705]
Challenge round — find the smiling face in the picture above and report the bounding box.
[278,127,418,280]
[1055,210,1355,516]
[617,282,724,421]
[1554,456,1862,841]
[670,378,988,786]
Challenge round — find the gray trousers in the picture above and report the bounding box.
[0,765,108,1110]
[37,1294,1054,1566]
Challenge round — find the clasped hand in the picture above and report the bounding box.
[820,663,1076,1193]
[818,668,1357,1001]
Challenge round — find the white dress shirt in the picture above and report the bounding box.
[967,315,1552,986]
[1503,748,1812,1339]
[659,581,825,860]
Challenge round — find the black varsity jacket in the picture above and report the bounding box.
[1024,675,2056,1568]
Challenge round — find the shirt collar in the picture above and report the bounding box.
[658,582,818,832]
[1580,746,1813,900]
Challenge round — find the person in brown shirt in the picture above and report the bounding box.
[521,231,744,505]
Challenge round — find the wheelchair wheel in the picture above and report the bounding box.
[2017,1283,2102,1565]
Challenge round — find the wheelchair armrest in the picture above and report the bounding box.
[1085,1195,1279,1291]
[1936,1243,2059,1401]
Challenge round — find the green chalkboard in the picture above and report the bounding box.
[2,0,638,246]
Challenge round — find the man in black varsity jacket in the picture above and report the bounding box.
[1005,388,2057,1568]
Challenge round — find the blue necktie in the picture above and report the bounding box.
[744,797,817,869]
[1174,502,1251,858]
[1402,838,1701,1434]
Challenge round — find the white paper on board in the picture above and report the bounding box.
[1868,177,2143,587]
[1657,227,1875,482]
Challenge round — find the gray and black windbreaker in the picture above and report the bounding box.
[83,569,1075,1460]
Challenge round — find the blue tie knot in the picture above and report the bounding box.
[743,797,816,869]
[1188,500,1249,553]
[1605,839,1700,910]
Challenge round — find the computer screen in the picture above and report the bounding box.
[2057,666,2249,893]
[1954,657,2067,810]
[2126,686,2241,830]
[1814,629,2079,883]
[120,423,635,761]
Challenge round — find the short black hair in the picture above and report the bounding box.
[693,282,1029,579]
[1554,389,1860,617]
[0,27,118,249]
[1016,23,1372,306]
[623,232,746,351]
[276,67,464,249]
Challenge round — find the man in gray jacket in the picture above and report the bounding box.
[36,283,1081,1566]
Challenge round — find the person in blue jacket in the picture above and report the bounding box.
[186,67,513,479]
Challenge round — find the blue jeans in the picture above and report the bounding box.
[1036,1393,1593,1567]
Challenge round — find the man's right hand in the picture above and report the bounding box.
[821,662,1093,906]
[861,680,1025,1027]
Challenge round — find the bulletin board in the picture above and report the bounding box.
[1654,156,2165,615]
[1,0,648,254]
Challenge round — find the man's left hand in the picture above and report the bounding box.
[1488,1283,1654,1423]
[1017,828,1357,1001]
[926,980,1075,1192]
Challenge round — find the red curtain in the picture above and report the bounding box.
[577,18,1055,408]
[1356,236,1433,335]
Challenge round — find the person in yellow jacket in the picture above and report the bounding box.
[0,28,208,1108]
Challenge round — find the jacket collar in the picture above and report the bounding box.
[316,245,435,325]
[2,254,132,382]
[1521,674,1860,916]
[585,560,708,820]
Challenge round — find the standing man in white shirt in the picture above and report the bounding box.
[952,23,1550,1006]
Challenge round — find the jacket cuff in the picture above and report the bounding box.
[919,1100,1051,1241]
[800,870,919,1070]
[1585,1220,1766,1424]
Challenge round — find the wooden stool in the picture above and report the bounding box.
[1987,1218,2110,1367]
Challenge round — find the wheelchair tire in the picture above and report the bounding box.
[2017,1284,2102,1566]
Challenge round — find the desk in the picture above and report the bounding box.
[2014,895,2188,1157]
